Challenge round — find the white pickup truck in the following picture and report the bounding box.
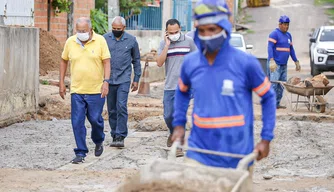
[230,33,253,52]
[309,26,334,76]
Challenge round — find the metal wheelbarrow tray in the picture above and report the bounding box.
[272,81,334,113]
[116,142,257,192]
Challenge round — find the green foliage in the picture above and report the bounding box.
[52,0,72,14]
[90,9,109,35]
[315,0,334,19]
[95,0,108,14]
[41,80,49,85]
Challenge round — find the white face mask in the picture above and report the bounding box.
[77,32,90,41]
[169,33,180,42]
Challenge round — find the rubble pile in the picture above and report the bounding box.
[287,74,330,87]
[140,49,158,62]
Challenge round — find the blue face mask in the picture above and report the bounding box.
[198,30,227,53]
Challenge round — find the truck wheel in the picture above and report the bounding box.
[311,60,320,76]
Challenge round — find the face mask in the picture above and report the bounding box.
[198,30,227,53]
[168,33,180,42]
[77,32,90,42]
[112,30,123,38]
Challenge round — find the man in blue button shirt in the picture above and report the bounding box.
[103,16,141,148]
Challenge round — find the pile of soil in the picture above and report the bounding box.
[39,29,63,75]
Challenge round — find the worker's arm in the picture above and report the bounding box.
[247,56,276,160]
[156,34,171,67]
[267,32,277,61]
[172,59,191,144]
[289,35,298,62]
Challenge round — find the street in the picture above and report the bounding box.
[0,0,334,191]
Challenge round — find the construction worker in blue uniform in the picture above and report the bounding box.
[268,15,301,109]
[171,0,276,173]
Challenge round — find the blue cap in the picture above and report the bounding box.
[279,15,290,23]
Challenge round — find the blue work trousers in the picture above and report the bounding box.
[71,94,105,157]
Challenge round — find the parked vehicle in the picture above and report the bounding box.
[309,26,334,76]
[230,33,253,52]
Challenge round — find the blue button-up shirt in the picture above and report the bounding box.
[103,32,141,85]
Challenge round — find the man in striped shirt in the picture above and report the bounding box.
[156,19,197,157]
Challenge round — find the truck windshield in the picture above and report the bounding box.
[319,29,334,42]
[230,36,243,47]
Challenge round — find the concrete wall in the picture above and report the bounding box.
[0,26,39,127]
[127,30,163,54]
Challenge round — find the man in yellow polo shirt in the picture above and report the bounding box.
[59,17,111,164]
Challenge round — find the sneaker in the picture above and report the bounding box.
[276,105,287,109]
[176,148,184,157]
[71,156,85,164]
[115,137,125,148]
[109,137,117,147]
[167,134,173,147]
[94,143,103,157]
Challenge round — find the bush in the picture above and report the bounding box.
[90,9,109,35]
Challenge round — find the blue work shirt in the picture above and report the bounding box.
[103,32,141,85]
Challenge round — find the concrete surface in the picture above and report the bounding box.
[0,26,39,127]
[244,0,334,108]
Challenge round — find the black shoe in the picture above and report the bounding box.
[115,137,125,148]
[95,143,103,157]
[276,105,287,109]
[71,156,85,164]
[109,137,117,147]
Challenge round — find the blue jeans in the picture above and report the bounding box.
[107,82,131,139]
[163,90,175,134]
[270,65,287,106]
[71,94,105,157]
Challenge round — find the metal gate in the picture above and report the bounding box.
[172,0,192,31]
[0,0,34,26]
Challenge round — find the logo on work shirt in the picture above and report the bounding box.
[221,80,234,96]
[288,39,291,44]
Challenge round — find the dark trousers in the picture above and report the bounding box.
[107,82,131,139]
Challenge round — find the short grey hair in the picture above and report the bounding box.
[111,16,126,26]
[76,17,92,28]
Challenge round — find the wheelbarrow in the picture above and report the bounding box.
[115,142,257,192]
[272,81,334,113]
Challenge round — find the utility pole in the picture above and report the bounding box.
[162,0,172,34]
[108,0,119,30]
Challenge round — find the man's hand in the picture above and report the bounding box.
[164,32,171,47]
[101,82,109,98]
[295,61,301,72]
[59,82,66,99]
[254,140,270,161]
[171,126,185,145]
[269,59,277,72]
[131,82,139,92]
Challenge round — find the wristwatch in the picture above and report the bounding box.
[103,79,109,83]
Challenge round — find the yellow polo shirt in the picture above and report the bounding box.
[61,32,110,94]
